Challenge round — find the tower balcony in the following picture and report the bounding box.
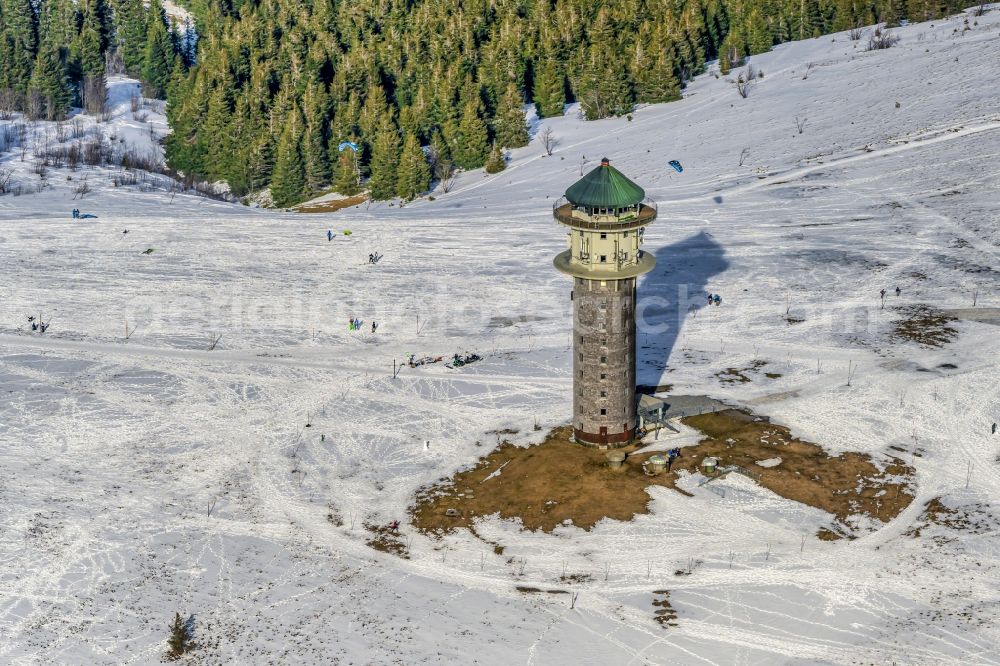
[552,196,658,231]
[553,249,656,279]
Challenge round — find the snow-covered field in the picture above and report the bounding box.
[2,9,999,664]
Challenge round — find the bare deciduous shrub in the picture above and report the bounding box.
[735,66,756,98]
[434,158,456,193]
[540,125,557,156]
[848,20,866,41]
[0,88,18,120]
[0,168,14,194]
[73,176,90,199]
[795,116,807,134]
[867,25,900,50]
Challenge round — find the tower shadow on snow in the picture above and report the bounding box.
[636,230,729,387]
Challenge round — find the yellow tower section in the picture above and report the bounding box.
[553,158,657,447]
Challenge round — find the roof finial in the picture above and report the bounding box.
[601,157,610,167]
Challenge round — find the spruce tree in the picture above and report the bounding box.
[76,8,106,76]
[484,143,506,174]
[452,100,489,170]
[333,148,361,196]
[114,0,147,77]
[200,86,233,181]
[0,0,39,94]
[745,8,773,55]
[396,132,430,200]
[532,58,565,119]
[270,107,306,208]
[494,83,529,150]
[141,0,173,98]
[166,613,190,660]
[28,46,72,119]
[302,84,330,195]
[367,116,401,200]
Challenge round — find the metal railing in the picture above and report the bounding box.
[552,197,657,228]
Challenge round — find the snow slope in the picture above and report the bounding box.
[1,9,1000,665]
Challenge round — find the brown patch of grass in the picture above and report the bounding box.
[716,368,752,384]
[891,304,957,347]
[905,497,996,537]
[680,410,915,530]
[715,360,770,384]
[410,427,682,533]
[410,411,915,539]
[295,193,369,213]
[652,590,678,627]
[364,522,409,558]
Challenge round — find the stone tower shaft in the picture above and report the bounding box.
[553,158,657,447]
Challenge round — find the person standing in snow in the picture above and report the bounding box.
[328,230,333,242]
[371,321,377,333]
[895,286,901,296]
[707,294,713,306]
[713,294,721,306]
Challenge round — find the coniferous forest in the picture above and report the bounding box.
[0,0,981,205]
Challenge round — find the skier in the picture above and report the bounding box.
[327,230,333,242]
[72,209,79,219]
[707,294,713,306]
[390,520,400,532]
[880,288,887,299]
[713,294,721,306]
[39,322,49,333]
[368,253,374,263]
[122,229,128,235]
[348,317,355,331]
[895,286,901,296]
[371,321,377,333]
[31,322,38,331]
[993,423,997,435]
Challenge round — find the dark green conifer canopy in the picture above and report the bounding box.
[565,158,645,209]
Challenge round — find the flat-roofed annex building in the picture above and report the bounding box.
[552,158,658,447]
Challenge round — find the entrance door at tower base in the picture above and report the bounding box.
[573,424,636,448]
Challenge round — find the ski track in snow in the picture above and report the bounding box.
[2,9,1000,665]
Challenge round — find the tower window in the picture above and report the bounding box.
[599,255,607,263]
[600,373,606,380]
[600,408,607,415]
[600,391,607,397]
[600,233,607,239]
[600,356,607,364]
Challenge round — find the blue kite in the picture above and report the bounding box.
[338,141,360,153]
[668,160,683,173]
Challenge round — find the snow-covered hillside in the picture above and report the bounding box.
[2,9,999,664]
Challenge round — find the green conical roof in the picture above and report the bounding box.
[564,158,645,208]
